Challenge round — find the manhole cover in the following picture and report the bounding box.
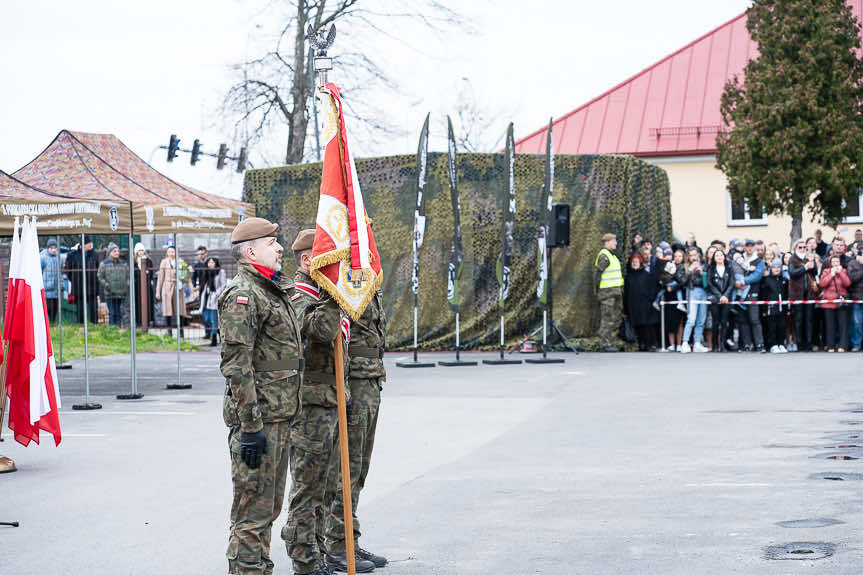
[824,431,863,441]
[840,420,863,426]
[764,542,835,560]
[776,519,844,528]
[823,444,861,449]
[812,451,862,460]
[810,472,863,481]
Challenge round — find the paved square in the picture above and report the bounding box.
[3,350,862,574]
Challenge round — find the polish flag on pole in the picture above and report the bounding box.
[310,83,383,321]
[3,216,61,447]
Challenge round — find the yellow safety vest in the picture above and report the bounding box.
[595,248,623,289]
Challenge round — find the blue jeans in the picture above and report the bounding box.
[683,287,707,345]
[107,298,123,327]
[203,308,218,337]
[850,303,863,349]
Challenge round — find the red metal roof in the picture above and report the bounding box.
[515,2,863,157]
[13,130,248,210]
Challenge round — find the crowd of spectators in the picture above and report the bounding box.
[39,240,227,344]
[621,229,863,353]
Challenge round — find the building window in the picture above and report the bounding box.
[727,193,767,226]
[842,191,862,223]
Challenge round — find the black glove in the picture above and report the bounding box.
[240,430,268,469]
[345,399,353,419]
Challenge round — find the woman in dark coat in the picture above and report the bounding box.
[706,249,734,352]
[623,253,659,351]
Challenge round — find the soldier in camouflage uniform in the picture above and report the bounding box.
[220,217,304,575]
[283,230,373,574]
[324,289,388,572]
[595,232,624,352]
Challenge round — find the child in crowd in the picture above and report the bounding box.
[761,258,789,353]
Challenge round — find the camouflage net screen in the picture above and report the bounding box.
[244,153,671,350]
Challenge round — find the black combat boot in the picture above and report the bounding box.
[356,548,387,568]
[325,552,375,573]
[210,332,217,346]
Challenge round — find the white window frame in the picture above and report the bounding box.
[841,193,863,224]
[727,192,767,226]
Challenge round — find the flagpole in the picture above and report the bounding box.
[73,232,101,410]
[118,230,142,400]
[483,123,521,366]
[438,116,476,367]
[526,118,566,365]
[310,24,356,575]
[397,113,434,369]
[167,233,191,390]
[55,234,70,370]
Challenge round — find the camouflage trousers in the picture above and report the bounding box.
[284,405,338,574]
[324,377,381,553]
[598,292,622,348]
[227,422,291,575]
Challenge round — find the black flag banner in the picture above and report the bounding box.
[537,118,553,306]
[446,116,463,311]
[411,113,429,296]
[496,122,516,308]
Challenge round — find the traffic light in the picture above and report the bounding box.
[191,139,202,166]
[167,134,180,162]
[217,144,228,170]
[236,147,247,173]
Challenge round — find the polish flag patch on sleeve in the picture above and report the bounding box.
[236,296,249,305]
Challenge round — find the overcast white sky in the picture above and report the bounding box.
[0,0,751,201]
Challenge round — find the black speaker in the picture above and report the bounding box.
[548,202,570,247]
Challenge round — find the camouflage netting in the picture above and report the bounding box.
[244,153,671,350]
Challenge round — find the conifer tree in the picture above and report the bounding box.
[717,0,863,244]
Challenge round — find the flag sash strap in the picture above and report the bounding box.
[294,282,320,300]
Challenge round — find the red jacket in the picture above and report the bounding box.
[818,267,851,309]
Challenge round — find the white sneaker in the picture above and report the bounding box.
[769,345,779,354]
[679,342,691,353]
[778,345,788,353]
[786,343,797,352]
[693,342,709,353]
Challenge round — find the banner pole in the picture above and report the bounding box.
[55,235,70,369]
[73,233,100,410]
[118,231,142,400]
[455,310,460,361]
[333,332,356,575]
[542,309,548,359]
[412,302,418,362]
[166,233,191,390]
[0,342,9,441]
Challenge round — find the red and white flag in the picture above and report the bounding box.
[310,83,383,321]
[3,216,61,447]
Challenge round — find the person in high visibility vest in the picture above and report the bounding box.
[595,233,624,352]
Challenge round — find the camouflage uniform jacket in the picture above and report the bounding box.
[219,263,303,433]
[291,269,349,407]
[347,289,387,380]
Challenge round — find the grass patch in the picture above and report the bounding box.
[50,324,200,361]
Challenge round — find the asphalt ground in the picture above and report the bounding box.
[2,349,863,574]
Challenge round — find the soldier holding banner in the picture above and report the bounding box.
[219,217,303,575]
[284,229,364,575]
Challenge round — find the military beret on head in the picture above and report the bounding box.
[601,233,616,242]
[291,228,316,252]
[231,217,279,244]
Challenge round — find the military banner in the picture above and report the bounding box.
[0,198,132,235]
[131,203,250,234]
[496,123,516,308]
[537,118,553,306]
[411,113,429,298]
[310,82,383,321]
[446,116,464,311]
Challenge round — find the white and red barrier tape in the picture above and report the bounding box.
[661,299,863,305]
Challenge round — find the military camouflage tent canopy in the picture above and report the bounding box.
[245,153,671,350]
[2,130,253,235]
